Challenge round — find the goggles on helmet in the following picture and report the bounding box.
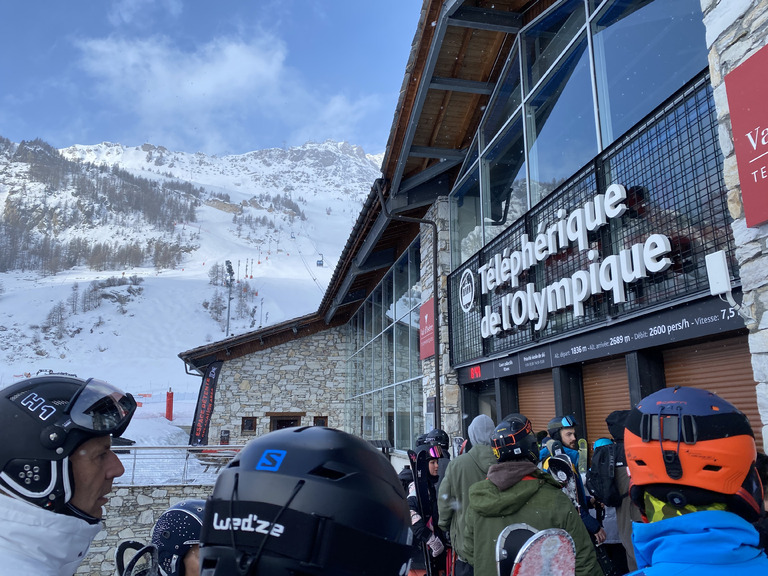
[427,445,444,459]
[492,418,533,450]
[65,378,136,437]
[560,415,577,428]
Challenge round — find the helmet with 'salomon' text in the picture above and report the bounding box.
[199,426,413,576]
[0,375,136,516]
[624,386,764,522]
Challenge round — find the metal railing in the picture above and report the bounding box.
[114,445,245,486]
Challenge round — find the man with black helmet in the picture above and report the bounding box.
[197,426,413,575]
[464,414,601,576]
[0,375,136,575]
[624,386,768,574]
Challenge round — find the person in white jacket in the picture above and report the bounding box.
[0,374,136,576]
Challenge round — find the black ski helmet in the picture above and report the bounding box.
[547,415,578,442]
[152,499,206,576]
[426,428,450,451]
[491,414,539,464]
[0,375,136,513]
[199,426,412,576]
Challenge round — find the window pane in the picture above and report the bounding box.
[481,48,522,145]
[484,114,527,244]
[409,309,422,379]
[371,389,383,440]
[393,253,409,321]
[371,285,383,337]
[527,35,597,204]
[450,170,482,268]
[523,0,586,92]
[395,321,410,383]
[384,385,395,447]
[408,239,421,305]
[592,0,708,145]
[411,379,424,447]
[382,270,394,329]
[372,334,382,390]
[395,382,411,450]
[383,326,394,388]
[363,300,372,343]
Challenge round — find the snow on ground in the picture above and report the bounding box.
[0,160,361,450]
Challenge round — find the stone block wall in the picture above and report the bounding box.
[206,325,348,446]
[77,484,211,575]
[702,0,768,437]
[421,197,462,440]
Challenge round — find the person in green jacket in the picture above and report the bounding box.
[464,414,602,576]
[438,414,497,576]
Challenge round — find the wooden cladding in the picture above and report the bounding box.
[518,371,555,435]
[662,336,762,451]
[582,358,631,445]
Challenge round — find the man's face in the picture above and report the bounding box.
[183,545,200,576]
[560,427,578,449]
[69,435,125,518]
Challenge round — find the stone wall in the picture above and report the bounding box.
[77,484,211,575]
[206,325,348,445]
[420,197,462,440]
[702,0,768,437]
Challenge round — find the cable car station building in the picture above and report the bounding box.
[180,0,768,462]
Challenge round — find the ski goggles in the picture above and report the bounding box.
[426,445,444,459]
[559,415,577,428]
[65,378,137,437]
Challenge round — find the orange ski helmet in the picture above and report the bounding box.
[624,386,763,521]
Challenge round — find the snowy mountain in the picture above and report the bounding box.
[0,136,381,441]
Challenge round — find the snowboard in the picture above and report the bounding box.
[115,540,159,576]
[577,438,588,476]
[496,524,576,576]
[496,523,536,576]
[545,450,582,513]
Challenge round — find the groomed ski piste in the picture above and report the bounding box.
[0,142,375,476]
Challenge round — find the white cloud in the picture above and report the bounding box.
[74,30,382,153]
[289,93,382,147]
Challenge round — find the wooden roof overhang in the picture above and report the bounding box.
[179,0,540,374]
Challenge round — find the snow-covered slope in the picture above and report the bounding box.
[0,138,380,442]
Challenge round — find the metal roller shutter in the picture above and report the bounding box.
[662,335,763,450]
[518,371,555,437]
[582,358,631,446]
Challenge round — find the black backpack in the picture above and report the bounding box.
[585,442,627,508]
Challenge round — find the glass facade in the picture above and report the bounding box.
[451,0,708,268]
[345,239,424,450]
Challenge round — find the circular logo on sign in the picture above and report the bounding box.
[459,269,475,313]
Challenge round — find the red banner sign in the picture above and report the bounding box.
[419,298,435,360]
[725,44,768,227]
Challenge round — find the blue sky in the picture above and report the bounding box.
[0,1,422,156]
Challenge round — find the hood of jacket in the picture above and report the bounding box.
[632,510,768,572]
[0,494,102,576]
[468,414,495,447]
[470,461,560,517]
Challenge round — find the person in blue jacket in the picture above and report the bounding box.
[624,386,768,575]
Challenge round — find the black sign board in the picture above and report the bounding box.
[457,295,744,384]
